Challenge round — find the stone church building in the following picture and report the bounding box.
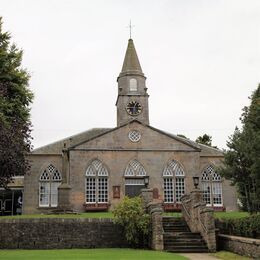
[21,38,238,214]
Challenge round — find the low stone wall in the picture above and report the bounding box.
[0,218,128,249]
[218,234,260,259]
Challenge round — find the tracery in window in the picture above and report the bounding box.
[125,160,146,177]
[163,160,185,203]
[128,130,141,142]
[39,164,62,207]
[85,159,108,203]
[201,165,222,207]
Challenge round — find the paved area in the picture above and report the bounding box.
[180,253,219,260]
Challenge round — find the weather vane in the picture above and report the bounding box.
[128,20,135,39]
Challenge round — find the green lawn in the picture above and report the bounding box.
[0,211,249,220]
[212,251,251,260]
[214,211,249,219]
[0,249,187,260]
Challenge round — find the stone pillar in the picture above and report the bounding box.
[141,188,153,208]
[58,149,71,211]
[147,202,164,251]
[188,190,204,233]
[200,207,216,252]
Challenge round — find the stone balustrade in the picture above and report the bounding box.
[181,190,216,252]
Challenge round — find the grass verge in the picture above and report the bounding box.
[214,212,249,219]
[212,251,251,260]
[0,211,249,220]
[0,249,187,260]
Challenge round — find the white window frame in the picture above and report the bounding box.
[125,160,146,177]
[39,165,62,208]
[163,160,185,203]
[201,165,223,207]
[85,160,109,204]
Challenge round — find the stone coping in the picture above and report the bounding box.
[0,218,114,223]
[218,234,260,245]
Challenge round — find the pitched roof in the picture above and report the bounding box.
[119,39,144,77]
[68,120,201,151]
[31,120,223,157]
[31,128,111,154]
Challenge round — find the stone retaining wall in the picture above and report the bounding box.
[0,218,128,249]
[218,234,260,259]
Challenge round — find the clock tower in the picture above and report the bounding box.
[116,38,149,126]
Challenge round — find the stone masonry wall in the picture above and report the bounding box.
[0,218,128,249]
[218,234,260,259]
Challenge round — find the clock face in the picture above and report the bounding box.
[126,101,142,116]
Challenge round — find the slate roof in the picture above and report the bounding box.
[32,128,111,154]
[31,120,223,157]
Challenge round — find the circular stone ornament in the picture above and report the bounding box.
[128,130,141,142]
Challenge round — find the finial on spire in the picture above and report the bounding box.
[128,20,135,39]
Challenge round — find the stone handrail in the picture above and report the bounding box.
[181,190,216,252]
[181,198,191,219]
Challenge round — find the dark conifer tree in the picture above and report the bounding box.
[0,17,33,187]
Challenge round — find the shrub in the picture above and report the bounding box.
[216,214,260,238]
[113,196,150,246]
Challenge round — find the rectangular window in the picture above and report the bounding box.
[212,182,222,206]
[125,178,144,185]
[164,178,174,203]
[86,177,96,203]
[175,178,185,202]
[50,182,60,207]
[202,182,211,205]
[39,182,50,207]
[98,177,108,203]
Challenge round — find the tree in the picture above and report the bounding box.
[196,134,212,146]
[220,84,260,213]
[0,17,33,187]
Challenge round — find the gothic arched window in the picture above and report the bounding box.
[39,164,62,207]
[85,159,109,203]
[201,165,222,207]
[129,78,137,91]
[163,160,185,203]
[124,160,147,197]
[125,159,146,177]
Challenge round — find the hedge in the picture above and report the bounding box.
[216,214,260,238]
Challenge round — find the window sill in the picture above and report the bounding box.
[38,206,58,209]
[83,203,110,212]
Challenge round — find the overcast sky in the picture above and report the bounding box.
[1,0,259,149]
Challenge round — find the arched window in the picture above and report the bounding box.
[85,159,109,203]
[163,160,185,203]
[201,165,222,207]
[124,160,146,197]
[129,78,137,91]
[39,164,62,207]
[125,159,146,177]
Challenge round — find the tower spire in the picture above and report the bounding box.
[116,39,149,126]
[119,38,144,78]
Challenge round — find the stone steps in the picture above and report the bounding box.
[163,217,208,253]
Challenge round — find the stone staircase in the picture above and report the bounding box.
[163,217,209,253]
